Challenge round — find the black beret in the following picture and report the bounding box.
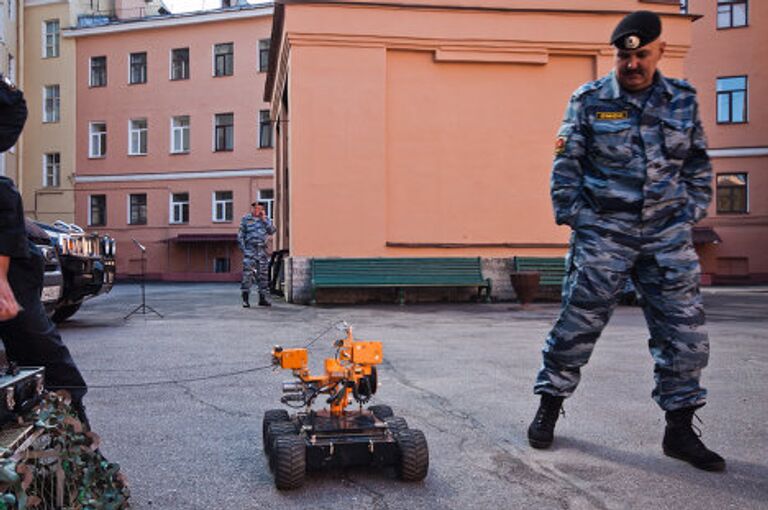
[611,10,662,50]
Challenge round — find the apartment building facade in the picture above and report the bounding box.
[70,3,275,280]
[685,0,768,283]
[1,0,21,181]
[21,0,168,224]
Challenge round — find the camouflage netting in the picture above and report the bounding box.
[0,393,129,510]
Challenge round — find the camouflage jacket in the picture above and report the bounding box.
[238,213,276,252]
[551,71,712,228]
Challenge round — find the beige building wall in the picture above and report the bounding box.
[21,0,76,223]
[1,0,22,183]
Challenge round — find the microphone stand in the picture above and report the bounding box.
[124,239,163,319]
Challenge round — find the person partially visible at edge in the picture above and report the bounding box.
[527,11,724,472]
[238,202,276,308]
[0,75,90,427]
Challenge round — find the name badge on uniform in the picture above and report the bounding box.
[596,111,629,121]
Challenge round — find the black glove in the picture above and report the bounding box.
[0,78,28,153]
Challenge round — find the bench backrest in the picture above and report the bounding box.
[311,257,486,287]
[513,257,567,287]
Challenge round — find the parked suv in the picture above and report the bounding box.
[27,220,116,323]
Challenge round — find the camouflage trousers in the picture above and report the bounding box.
[241,248,270,297]
[534,212,709,411]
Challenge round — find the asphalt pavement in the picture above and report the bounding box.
[58,283,768,509]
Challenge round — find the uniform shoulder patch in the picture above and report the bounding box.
[554,136,567,156]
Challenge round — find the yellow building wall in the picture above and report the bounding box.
[22,1,77,223]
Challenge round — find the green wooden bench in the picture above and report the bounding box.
[311,257,492,304]
[512,256,567,295]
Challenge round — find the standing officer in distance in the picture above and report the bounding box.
[238,202,276,307]
[527,11,724,472]
[0,74,90,427]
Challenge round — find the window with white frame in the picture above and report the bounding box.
[259,110,272,148]
[129,193,148,225]
[44,20,60,58]
[214,113,234,151]
[213,43,234,77]
[258,39,270,72]
[717,0,748,29]
[213,191,233,222]
[129,52,147,84]
[43,153,60,187]
[7,54,14,84]
[171,48,189,80]
[129,119,148,155]
[258,189,274,219]
[90,56,107,87]
[171,116,190,153]
[717,76,747,124]
[43,85,60,123]
[89,122,107,158]
[89,195,107,226]
[170,192,189,224]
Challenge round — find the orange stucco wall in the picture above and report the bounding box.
[274,1,691,259]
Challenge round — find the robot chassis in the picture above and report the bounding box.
[263,325,429,490]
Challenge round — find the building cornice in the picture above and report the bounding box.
[24,0,68,8]
[64,4,273,38]
[708,147,768,159]
[75,168,274,183]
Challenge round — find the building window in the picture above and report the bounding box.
[679,0,688,14]
[43,20,60,58]
[90,56,107,87]
[43,153,60,188]
[214,257,231,273]
[89,122,107,158]
[214,113,234,151]
[213,43,234,77]
[171,116,190,153]
[170,192,189,224]
[259,39,270,72]
[717,0,748,29]
[89,194,107,226]
[171,48,189,80]
[129,119,148,155]
[213,191,233,222]
[258,189,274,219]
[259,110,272,148]
[717,76,747,124]
[129,52,147,84]
[129,193,148,225]
[716,173,748,214]
[43,85,60,123]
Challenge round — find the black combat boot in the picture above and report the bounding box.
[663,406,725,472]
[242,291,250,308]
[258,293,271,307]
[527,393,564,449]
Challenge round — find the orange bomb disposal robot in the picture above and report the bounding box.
[263,325,429,490]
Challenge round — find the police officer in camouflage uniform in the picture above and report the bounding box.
[527,11,724,472]
[238,202,276,307]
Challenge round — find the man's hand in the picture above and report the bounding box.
[0,256,20,321]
